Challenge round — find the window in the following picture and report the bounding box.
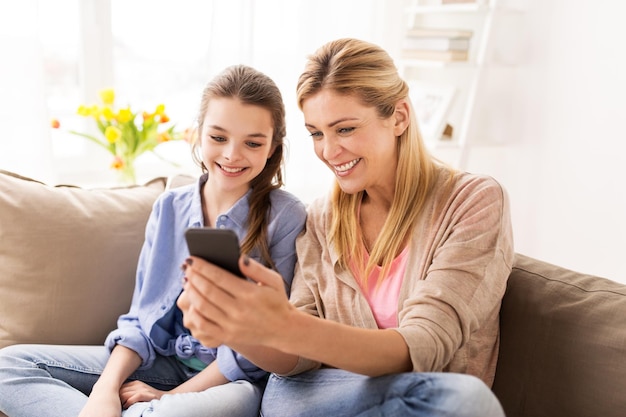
[3,0,388,200]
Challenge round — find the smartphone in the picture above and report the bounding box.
[184,227,245,278]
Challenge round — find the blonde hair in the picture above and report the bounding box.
[296,38,453,283]
[192,65,286,269]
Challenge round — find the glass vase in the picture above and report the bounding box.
[117,158,137,185]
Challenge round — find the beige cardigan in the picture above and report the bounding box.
[286,170,514,386]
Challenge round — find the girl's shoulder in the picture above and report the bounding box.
[156,181,197,205]
[150,178,202,222]
[268,188,307,211]
[267,188,308,233]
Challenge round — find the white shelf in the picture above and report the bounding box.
[407,4,487,14]
[400,0,508,170]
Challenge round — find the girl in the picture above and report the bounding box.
[0,65,306,417]
[178,39,513,417]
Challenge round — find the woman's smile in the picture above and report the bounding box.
[332,158,361,175]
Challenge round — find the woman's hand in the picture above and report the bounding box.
[178,255,412,376]
[177,255,294,349]
[119,380,166,408]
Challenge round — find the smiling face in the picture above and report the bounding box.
[200,97,274,199]
[302,89,405,199]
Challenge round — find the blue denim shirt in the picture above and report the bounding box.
[104,174,307,382]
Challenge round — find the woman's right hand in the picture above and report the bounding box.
[177,255,294,349]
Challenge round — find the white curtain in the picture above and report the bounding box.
[0,0,54,181]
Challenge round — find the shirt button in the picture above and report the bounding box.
[220,215,227,221]
[219,224,226,229]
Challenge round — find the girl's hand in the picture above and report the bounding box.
[119,380,166,408]
[177,255,295,349]
[78,386,122,417]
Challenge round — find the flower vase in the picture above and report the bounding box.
[117,159,137,185]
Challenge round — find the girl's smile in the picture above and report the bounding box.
[216,163,247,175]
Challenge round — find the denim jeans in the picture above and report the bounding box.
[0,344,262,417]
[261,368,504,417]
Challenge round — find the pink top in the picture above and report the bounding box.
[350,245,409,329]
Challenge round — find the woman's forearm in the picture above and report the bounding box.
[272,309,412,377]
[227,344,300,375]
[231,312,411,377]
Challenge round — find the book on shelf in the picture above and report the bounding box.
[441,0,479,4]
[401,48,469,62]
[405,27,473,39]
[402,37,470,51]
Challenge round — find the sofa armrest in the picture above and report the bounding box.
[493,254,626,417]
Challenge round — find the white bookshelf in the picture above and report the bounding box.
[397,0,523,170]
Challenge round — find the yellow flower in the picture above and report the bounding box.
[77,105,90,117]
[99,88,115,106]
[88,105,99,118]
[104,126,121,143]
[102,106,115,121]
[117,108,133,123]
[53,89,190,184]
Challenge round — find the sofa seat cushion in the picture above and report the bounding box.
[493,254,626,417]
[0,170,166,349]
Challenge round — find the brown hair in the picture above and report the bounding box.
[192,65,286,269]
[296,38,452,282]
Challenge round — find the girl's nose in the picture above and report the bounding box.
[223,142,241,161]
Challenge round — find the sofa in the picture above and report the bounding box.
[1,169,625,417]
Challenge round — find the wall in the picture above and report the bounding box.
[454,0,626,282]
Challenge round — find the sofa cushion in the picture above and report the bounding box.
[0,170,166,349]
[493,253,626,417]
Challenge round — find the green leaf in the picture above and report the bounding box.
[68,130,111,152]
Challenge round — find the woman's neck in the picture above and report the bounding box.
[358,193,391,254]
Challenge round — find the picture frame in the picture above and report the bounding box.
[408,81,457,143]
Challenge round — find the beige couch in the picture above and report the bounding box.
[1,169,625,417]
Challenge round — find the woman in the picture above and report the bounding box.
[178,38,513,417]
[0,65,306,417]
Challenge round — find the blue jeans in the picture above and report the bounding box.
[261,368,504,417]
[0,344,262,417]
